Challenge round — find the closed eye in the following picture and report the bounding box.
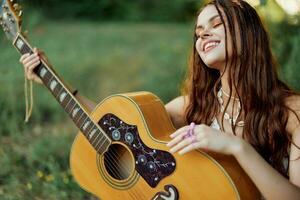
[213,22,222,28]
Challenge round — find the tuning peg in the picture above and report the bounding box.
[1,5,8,10]
[13,3,22,11]
[9,18,15,23]
[24,30,28,35]
[3,27,9,33]
[18,10,22,17]
[10,0,16,6]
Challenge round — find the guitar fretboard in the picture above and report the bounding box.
[13,34,111,154]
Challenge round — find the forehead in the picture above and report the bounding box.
[197,5,220,26]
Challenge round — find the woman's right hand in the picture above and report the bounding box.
[19,47,43,84]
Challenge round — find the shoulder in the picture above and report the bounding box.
[285,95,300,185]
[165,96,189,128]
[285,95,300,134]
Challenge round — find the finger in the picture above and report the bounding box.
[27,72,35,80]
[19,53,30,63]
[178,140,208,155]
[27,59,41,72]
[169,136,194,153]
[25,56,40,70]
[167,128,190,147]
[23,53,39,66]
[28,73,41,82]
[178,142,198,155]
[170,126,189,138]
[26,61,40,79]
[33,76,43,84]
[167,133,185,147]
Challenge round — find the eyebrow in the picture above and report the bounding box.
[196,14,220,29]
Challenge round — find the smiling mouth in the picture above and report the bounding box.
[203,41,220,53]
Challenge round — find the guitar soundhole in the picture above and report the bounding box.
[103,143,134,181]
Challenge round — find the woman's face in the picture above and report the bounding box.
[195,5,233,71]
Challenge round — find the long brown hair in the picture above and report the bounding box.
[183,0,299,177]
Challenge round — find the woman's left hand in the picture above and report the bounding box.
[167,123,245,156]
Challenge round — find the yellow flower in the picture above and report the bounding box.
[45,174,55,182]
[26,182,32,190]
[63,176,69,184]
[36,170,44,178]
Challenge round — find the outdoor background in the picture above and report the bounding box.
[0,0,299,199]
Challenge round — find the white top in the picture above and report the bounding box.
[211,117,221,130]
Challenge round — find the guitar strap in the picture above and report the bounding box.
[24,71,34,123]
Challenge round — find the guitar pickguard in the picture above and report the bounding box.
[99,113,176,188]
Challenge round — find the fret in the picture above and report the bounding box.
[57,88,68,106]
[42,68,53,85]
[71,106,80,119]
[94,133,106,150]
[35,65,48,83]
[39,67,48,78]
[79,116,89,132]
[76,112,87,128]
[86,125,98,141]
[61,93,71,108]
[46,73,55,89]
[73,108,83,123]
[56,87,65,103]
[81,119,92,133]
[16,39,32,55]
[65,98,76,114]
[53,82,63,98]
[91,130,103,146]
[15,37,26,52]
[97,138,110,153]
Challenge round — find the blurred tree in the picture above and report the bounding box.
[22,0,203,22]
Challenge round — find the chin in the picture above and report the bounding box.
[201,56,224,71]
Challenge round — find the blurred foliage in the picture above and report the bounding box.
[0,0,299,199]
[257,0,300,91]
[20,0,202,22]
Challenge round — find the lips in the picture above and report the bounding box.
[202,40,221,53]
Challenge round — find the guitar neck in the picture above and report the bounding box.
[13,33,111,154]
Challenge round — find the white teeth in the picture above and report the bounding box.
[204,41,220,52]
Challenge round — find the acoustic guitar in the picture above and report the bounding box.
[0,1,261,199]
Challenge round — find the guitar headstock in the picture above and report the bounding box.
[0,0,22,41]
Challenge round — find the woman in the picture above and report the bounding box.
[20,0,300,199]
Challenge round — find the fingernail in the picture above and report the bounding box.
[166,142,171,147]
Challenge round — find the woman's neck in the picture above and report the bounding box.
[220,71,237,98]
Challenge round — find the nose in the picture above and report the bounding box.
[200,30,212,39]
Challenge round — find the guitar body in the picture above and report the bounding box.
[70,91,260,200]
